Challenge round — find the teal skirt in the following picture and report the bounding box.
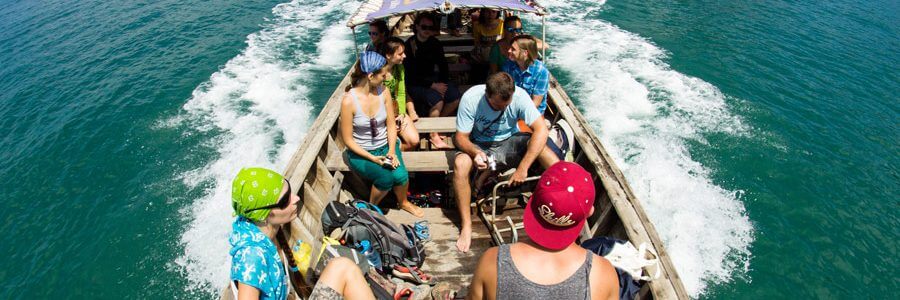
[346,141,409,191]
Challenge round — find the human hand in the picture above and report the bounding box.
[388,154,400,169]
[395,116,404,131]
[508,168,527,186]
[371,155,386,164]
[473,151,488,170]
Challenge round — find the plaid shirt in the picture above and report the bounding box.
[502,59,550,113]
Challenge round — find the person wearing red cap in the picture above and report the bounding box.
[466,162,619,300]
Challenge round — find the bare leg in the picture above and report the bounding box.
[394,181,424,217]
[440,99,459,117]
[453,154,474,252]
[406,100,420,122]
[316,257,375,300]
[537,146,560,168]
[429,101,452,149]
[399,115,420,151]
[369,185,390,205]
[429,101,444,118]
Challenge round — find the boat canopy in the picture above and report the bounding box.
[347,0,546,28]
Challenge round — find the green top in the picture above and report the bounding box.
[383,64,407,115]
[489,43,508,69]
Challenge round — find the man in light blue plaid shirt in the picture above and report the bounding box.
[502,35,550,113]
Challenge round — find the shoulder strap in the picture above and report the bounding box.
[348,89,364,115]
[584,251,594,299]
[377,87,387,115]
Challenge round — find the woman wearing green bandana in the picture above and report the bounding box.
[229,167,374,300]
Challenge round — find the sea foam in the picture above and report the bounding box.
[171,0,354,294]
[541,0,755,296]
[172,0,753,296]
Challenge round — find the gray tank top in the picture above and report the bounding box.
[349,88,388,150]
[496,244,593,300]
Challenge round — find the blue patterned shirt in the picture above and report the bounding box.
[229,217,288,300]
[502,59,550,113]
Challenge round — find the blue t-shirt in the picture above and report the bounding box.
[456,85,541,143]
[502,59,550,113]
[229,217,288,300]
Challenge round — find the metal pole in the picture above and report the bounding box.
[351,26,360,59]
[541,15,546,63]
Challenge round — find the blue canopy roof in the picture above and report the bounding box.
[347,0,546,27]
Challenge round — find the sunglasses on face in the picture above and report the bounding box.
[418,24,438,31]
[245,179,292,213]
[368,31,381,36]
[505,27,524,34]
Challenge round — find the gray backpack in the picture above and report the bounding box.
[321,201,427,274]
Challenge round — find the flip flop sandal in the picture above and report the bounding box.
[393,287,413,300]
[394,282,433,300]
[392,266,432,284]
[430,282,455,300]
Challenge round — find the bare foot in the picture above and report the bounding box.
[456,227,472,252]
[430,134,452,149]
[400,202,425,218]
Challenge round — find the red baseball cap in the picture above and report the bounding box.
[523,162,596,250]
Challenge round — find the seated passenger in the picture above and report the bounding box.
[466,162,619,300]
[470,8,504,83]
[472,8,503,64]
[488,16,522,75]
[452,72,560,252]
[502,35,550,113]
[340,51,423,217]
[489,17,549,75]
[365,19,388,52]
[377,37,420,151]
[229,167,376,300]
[446,9,463,37]
[403,13,461,149]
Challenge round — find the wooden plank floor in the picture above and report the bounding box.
[384,205,530,294]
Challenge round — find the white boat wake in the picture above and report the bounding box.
[170,0,753,296]
[541,0,755,297]
[168,0,355,294]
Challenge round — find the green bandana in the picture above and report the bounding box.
[231,167,285,222]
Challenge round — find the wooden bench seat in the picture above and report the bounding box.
[445,45,474,53]
[397,33,474,42]
[415,117,457,133]
[448,63,471,73]
[327,150,456,172]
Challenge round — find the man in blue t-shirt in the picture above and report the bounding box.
[452,72,560,253]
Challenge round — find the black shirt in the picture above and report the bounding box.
[403,35,449,87]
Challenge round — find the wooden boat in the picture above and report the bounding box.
[223,1,688,299]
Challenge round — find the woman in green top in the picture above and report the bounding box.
[378,37,420,151]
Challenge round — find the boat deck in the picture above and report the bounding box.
[383,205,529,293]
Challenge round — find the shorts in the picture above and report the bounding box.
[408,83,462,115]
[309,284,343,300]
[457,133,559,171]
[346,141,409,191]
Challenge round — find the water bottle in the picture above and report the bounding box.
[291,240,312,279]
[359,240,383,271]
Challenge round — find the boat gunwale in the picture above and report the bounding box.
[238,13,689,300]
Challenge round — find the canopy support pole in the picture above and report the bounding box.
[541,15,546,62]
[351,26,360,59]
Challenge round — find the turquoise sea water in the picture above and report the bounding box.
[0,0,896,298]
